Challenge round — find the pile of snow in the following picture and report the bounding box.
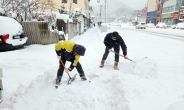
[0,16,23,36]
[56,13,69,23]
[0,7,5,14]
[166,100,184,110]
[133,58,158,78]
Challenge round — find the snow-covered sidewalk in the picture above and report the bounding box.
[0,26,184,110]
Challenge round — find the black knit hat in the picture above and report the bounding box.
[73,44,86,56]
[112,31,119,36]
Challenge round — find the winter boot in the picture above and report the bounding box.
[81,76,87,81]
[56,76,62,85]
[99,60,105,68]
[114,62,119,70]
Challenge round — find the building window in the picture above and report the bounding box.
[73,0,77,4]
[182,0,184,6]
[62,0,67,3]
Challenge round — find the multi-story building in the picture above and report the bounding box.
[146,0,184,25]
[179,0,184,21]
[36,0,90,14]
[146,0,158,25]
[162,0,180,25]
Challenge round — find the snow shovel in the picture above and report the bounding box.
[110,50,147,68]
[111,50,136,63]
[59,59,77,85]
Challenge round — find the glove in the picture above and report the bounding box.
[68,68,72,71]
[124,55,128,59]
[108,49,112,52]
[57,56,61,60]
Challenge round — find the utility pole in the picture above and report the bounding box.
[160,0,164,22]
[105,0,107,23]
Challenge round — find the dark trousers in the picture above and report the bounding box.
[102,44,120,62]
[57,58,85,79]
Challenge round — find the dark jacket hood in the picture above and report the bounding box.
[73,44,86,56]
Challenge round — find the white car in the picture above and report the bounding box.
[156,22,167,29]
[136,22,146,29]
[176,22,184,29]
[171,24,177,29]
[101,23,111,29]
[146,23,155,28]
[0,16,28,52]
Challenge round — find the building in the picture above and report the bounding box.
[162,0,180,25]
[146,0,158,25]
[146,0,184,25]
[179,0,184,22]
[36,0,90,14]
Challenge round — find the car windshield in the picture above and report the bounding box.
[141,23,145,25]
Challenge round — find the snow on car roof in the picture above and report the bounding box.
[0,16,23,37]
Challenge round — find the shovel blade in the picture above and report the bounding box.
[68,74,77,85]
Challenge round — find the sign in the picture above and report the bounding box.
[162,13,172,18]
[171,13,179,19]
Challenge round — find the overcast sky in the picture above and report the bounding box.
[90,0,148,9]
[117,0,148,9]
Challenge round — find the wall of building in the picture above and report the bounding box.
[61,0,89,13]
[147,11,157,25]
[162,0,180,25]
[36,0,89,13]
[147,0,157,12]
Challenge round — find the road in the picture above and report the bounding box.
[116,26,184,42]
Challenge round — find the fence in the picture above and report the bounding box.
[22,21,59,45]
[56,19,78,40]
[67,22,78,40]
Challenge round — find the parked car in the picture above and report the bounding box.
[101,23,111,29]
[171,24,177,29]
[146,23,155,28]
[136,22,146,29]
[156,22,167,28]
[176,22,184,29]
[0,16,27,52]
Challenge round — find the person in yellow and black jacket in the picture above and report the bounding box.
[55,41,87,83]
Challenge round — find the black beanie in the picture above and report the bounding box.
[112,31,119,36]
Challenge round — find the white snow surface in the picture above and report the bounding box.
[0,16,28,46]
[0,26,184,110]
[56,13,69,23]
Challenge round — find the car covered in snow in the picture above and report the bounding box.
[156,22,167,29]
[0,16,27,52]
[171,24,177,29]
[146,23,155,28]
[176,22,184,29]
[135,22,146,29]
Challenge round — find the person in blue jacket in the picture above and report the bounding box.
[99,31,128,70]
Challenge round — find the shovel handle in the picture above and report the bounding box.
[59,59,71,78]
[111,50,136,63]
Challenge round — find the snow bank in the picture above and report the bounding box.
[0,71,56,110]
[166,100,184,110]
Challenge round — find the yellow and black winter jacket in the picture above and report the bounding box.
[55,41,80,70]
